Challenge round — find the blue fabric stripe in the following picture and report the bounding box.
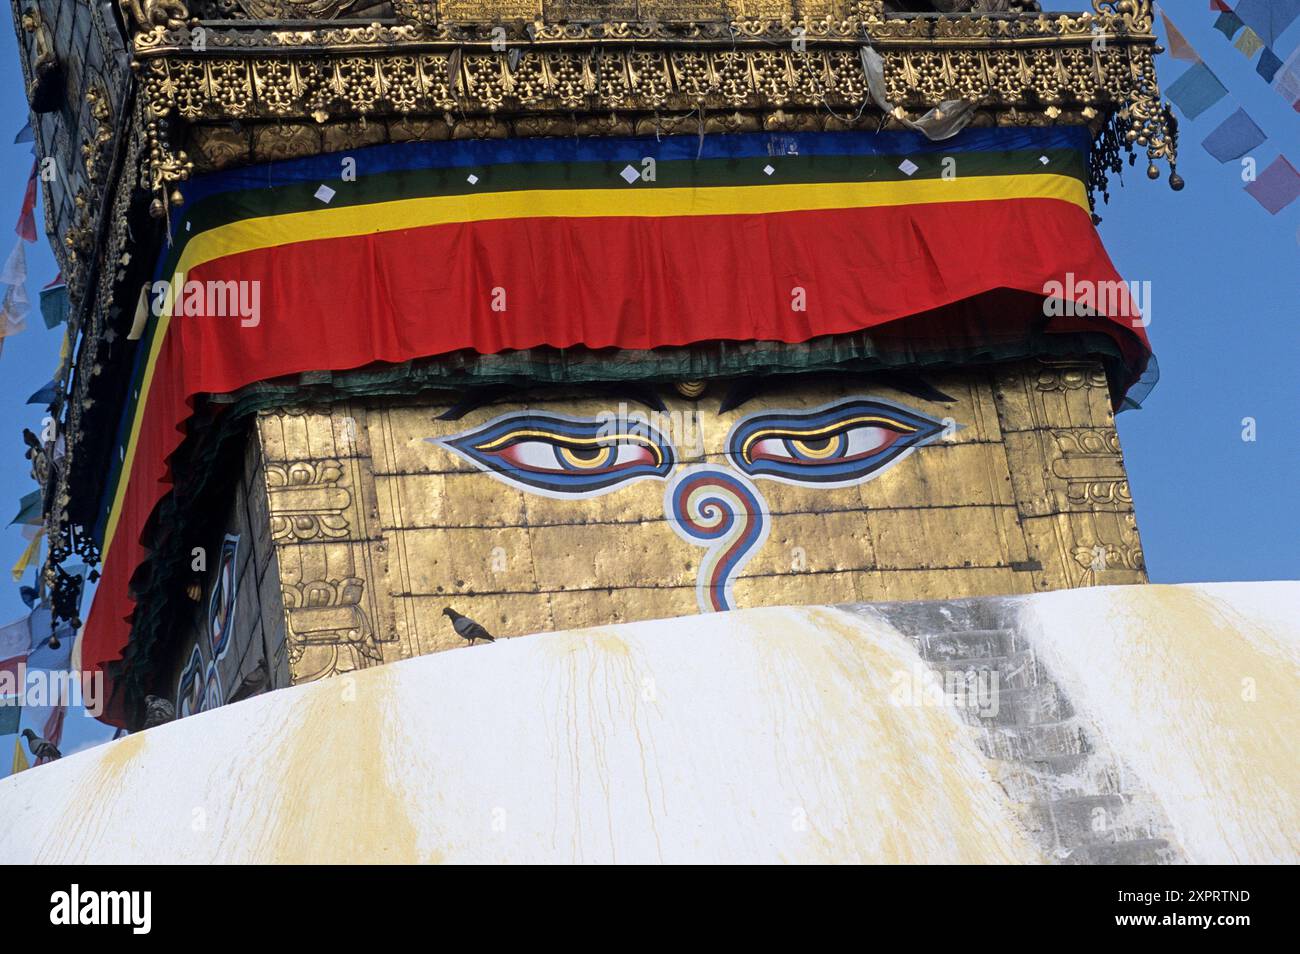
[177,126,1090,208]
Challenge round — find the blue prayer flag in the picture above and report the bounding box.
[1257,47,1284,83]
[1214,10,1245,39]
[26,379,57,406]
[1166,62,1230,119]
[1201,108,1267,162]
[1235,0,1300,47]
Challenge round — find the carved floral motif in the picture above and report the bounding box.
[126,2,1175,210]
[283,577,381,681]
[266,459,351,542]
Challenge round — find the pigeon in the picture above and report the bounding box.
[227,659,269,704]
[443,607,494,645]
[21,728,61,762]
[142,694,176,728]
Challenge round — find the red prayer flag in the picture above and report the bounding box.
[15,160,37,243]
[1245,155,1300,214]
[41,704,66,751]
[1161,10,1200,62]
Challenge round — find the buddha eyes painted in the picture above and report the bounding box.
[436,399,948,497]
[727,399,946,487]
[431,412,676,497]
[434,397,950,612]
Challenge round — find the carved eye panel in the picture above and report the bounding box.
[177,646,205,719]
[727,399,947,487]
[433,412,677,498]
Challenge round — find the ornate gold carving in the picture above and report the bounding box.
[83,83,114,187]
[321,119,385,153]
[1071,538,1145,576]
[141,74,195,217]
[1034,364,1110,393]
[145,44,1153,144]
[931,1,1041,10]
[283,577,380,681]
[120,0,190,32]
[267,460,351,542]
[239,0,358,17]
[120,2,1175,209]
[386,115,453,142]
[19,7,55,73]
[546,0,639,20]
[189,124,251,171]
[1050,427,1131,510]
[252,123,320,161]
[440,0,540,18]
[991,359,1145,590]
[1091,0,1152,32]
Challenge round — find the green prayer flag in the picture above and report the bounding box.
[39,282,67,329]
[0,701,20,735]
[1166,62,1230,119]
[8,490,41,527]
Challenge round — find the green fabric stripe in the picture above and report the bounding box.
[166,147,1084,274]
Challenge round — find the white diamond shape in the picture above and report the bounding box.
[314,184,336,204]
[898,159,919,177]
[620,164,640,184]
[1039,155,1051,165]
[466,173,480,185]
[763,164,775,176]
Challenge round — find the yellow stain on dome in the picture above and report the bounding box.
[35,730,149,863]
[4,587,1295,863]
[1027,585,1300,865]
[263,666,428,864]
[741,607,1042,864]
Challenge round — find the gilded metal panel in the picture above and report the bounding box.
[992,359,1146,589]
[239,360,1149,689]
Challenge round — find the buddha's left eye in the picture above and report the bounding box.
[728,399,947,486]
[432,412,676,497]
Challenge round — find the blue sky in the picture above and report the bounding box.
[1064,0,1300,584]
[0,6,1297,757]
[2,26,63,625]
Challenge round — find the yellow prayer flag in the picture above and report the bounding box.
[11,526,43,581]
[1234,26,1265,58]
[12,735,30,775]
[55,325,71,379]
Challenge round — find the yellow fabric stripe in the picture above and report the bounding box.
[100,173,1084,560]
[176,174,1086,279]
[101,272,183,558]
